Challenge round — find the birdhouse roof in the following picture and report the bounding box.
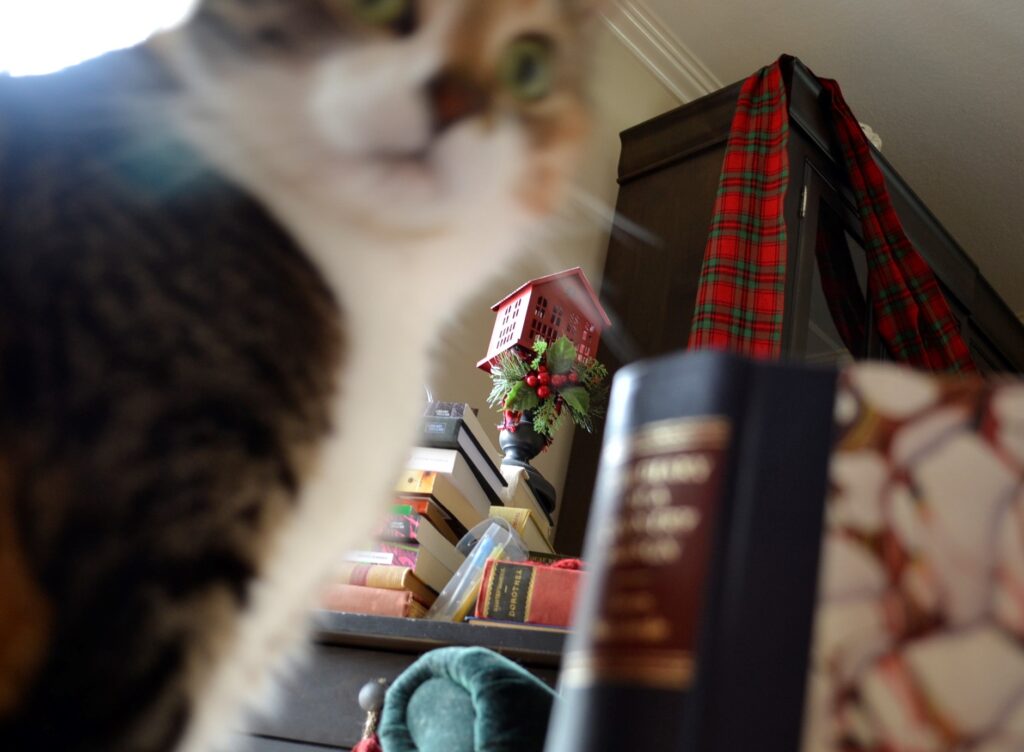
[489,267,611,326]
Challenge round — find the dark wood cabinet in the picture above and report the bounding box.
[554,57,1024,556]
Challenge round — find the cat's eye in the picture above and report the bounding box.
[348,0,414,31]
[499,36,555,102]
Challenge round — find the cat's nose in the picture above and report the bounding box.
[426,70,489,135]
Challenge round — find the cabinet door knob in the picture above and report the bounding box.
[358,678,388,739]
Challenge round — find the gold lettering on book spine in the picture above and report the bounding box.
[567,415,731,690]
[561,650,695,690]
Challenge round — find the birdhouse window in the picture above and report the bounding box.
[496,298,523,349]
[530,311,556,342]
[534,296,548,320]
[567,312,580,339]
[580,324,594,356]
[497,324,515,348]
[551,305,563,328]
[531,322,553,341]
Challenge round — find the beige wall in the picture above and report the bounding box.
[425,23,680,529]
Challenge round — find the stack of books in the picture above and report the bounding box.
[323,401,555,618]
[491,465,555,555]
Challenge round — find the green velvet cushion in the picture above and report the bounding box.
[378,646,557,752]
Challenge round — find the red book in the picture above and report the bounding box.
[346,542,454,593]
[320,584,426,618]
[331,563,437,606]
[474,560,585,628]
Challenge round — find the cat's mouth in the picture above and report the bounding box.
[307,119,523,226]
[367,147,440,192]
[319,143,454,224]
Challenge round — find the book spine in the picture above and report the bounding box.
[320,584,419,617]
[422,401,470,420]
[545,351,749,752]
[545,350,838,752]
[336,563,409,590]
[395,469,438,495]
[394,469,481,534]
[395,497,461,543]
[475,560,583,628]
[373,542,420,570]
[379,510,422,543]
[488,506,531,535]
[333,563,437,606]
[418,415,462,446]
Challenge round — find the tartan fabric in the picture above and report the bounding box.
[818,77,975,372]
[687,63,790,359]
[688,58,976,373]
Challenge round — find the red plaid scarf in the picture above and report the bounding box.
[687,57,976,373]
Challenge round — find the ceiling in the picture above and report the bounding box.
[622,0,1024,318]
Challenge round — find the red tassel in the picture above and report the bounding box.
[352,735,382,752]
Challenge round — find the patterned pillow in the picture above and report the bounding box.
[804,364,1024,751]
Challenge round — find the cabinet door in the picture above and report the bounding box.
[789,157,1021,374]
[243,645,415,749]
[786,164,880,365]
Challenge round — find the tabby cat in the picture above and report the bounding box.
[0,1,597,749]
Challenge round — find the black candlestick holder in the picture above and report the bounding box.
[498,411,556,524]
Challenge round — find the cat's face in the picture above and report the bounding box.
[158,0,595,232]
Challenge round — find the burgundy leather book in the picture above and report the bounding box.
[475,560,584,628]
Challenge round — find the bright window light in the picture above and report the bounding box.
[0,1,197,77]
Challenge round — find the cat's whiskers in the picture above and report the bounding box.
[565,185,664,248]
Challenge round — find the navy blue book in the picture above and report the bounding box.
[545,350,837,752]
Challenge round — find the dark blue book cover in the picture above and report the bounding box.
[546,350,837,752]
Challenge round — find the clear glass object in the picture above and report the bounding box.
[426,518,528,623]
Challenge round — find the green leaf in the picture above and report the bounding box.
[547,336,577,374]
[503,380,525,408]
[520,391,541,412]
[505,381,540,412]
[532,338,548,356]
[559,386,590,415]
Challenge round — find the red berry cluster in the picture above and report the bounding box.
[522,363,579,405]
[499,361,582,435]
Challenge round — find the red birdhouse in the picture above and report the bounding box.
[477,267,611,372]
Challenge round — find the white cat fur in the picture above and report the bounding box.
[150,4,567,749]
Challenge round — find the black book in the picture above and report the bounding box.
[416,412,507,507]
[545,350,837,752]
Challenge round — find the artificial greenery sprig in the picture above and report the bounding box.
[487,335,609,441]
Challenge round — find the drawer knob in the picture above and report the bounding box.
[358,678,388,740]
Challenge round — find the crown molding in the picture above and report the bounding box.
[601,0,722,104]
